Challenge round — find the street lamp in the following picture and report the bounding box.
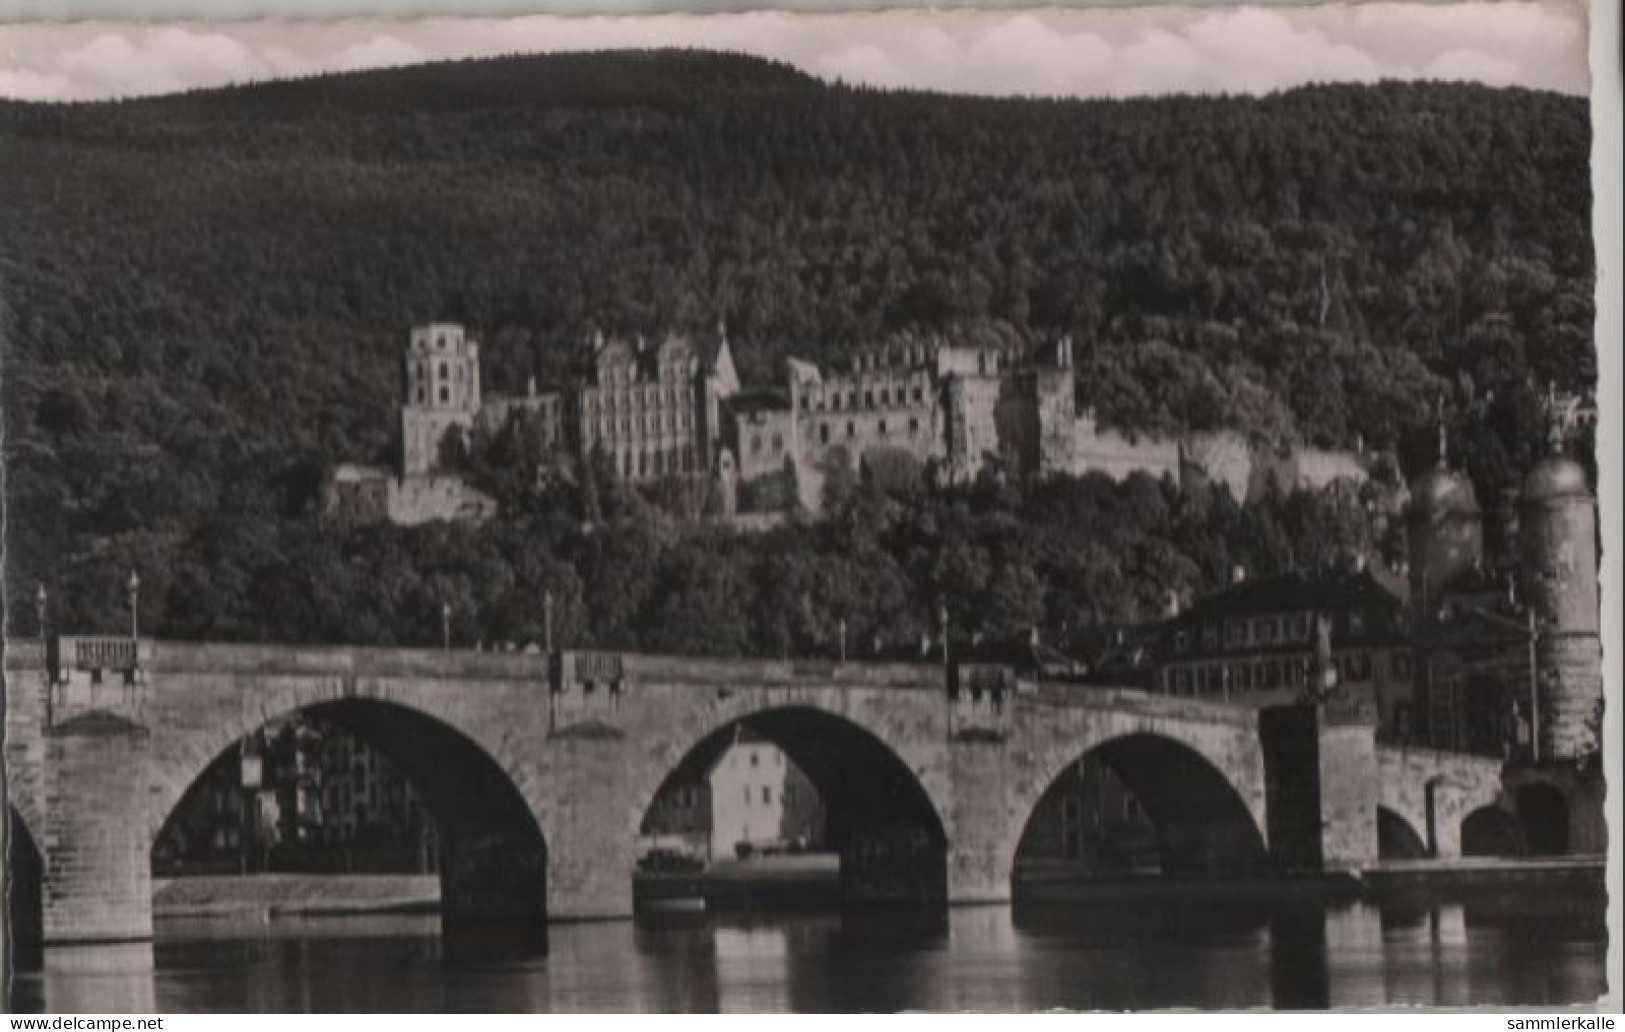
[441,601,452,651]
[127,570,141,644]
[34,583,47,640]
[837,618,847,664]
[544,589,555,653]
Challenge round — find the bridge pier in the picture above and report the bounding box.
[539,738,641,920]
[1260,704,1380,870]
[944,738,1014,904]
[41,722,154,943]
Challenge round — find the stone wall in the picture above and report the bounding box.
[1070,411,1181,483]
[386,475,496,525]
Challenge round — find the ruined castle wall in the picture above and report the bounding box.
[1295,448,1369,491]
[324,467,392,524]
[944,375,1002,483]
[1182,431,1255,501]
[1069,412,1181,482]
[386,475,497,526]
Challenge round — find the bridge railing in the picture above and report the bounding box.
[69,637,138,672]
[46,635,149,726]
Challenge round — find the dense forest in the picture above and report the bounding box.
[0,51,1596,650]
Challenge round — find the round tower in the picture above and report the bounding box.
[1406,421,1482,619]
[401,323,482,476]
[1519,439,1601,760]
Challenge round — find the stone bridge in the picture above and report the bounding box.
[3,635,1511,945]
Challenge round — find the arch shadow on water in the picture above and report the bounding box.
[636,707,948,912]
[153,699,549,949]
[1013,732,1268,887]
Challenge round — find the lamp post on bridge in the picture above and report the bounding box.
[544,589,555,653]
[837,618,847,664]
[35,583,47,640]
[441,601,452,651]
[127,570,141,646]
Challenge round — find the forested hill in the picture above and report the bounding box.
[0,50,1596,644]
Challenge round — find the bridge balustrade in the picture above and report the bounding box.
[46,636,149,726]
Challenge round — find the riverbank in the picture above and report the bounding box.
[153,873,439,919]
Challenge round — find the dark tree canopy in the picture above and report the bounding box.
[0,51,1595,648]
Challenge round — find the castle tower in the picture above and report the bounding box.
[401,323,481,476]
[1519,422,1601,760]
[1406,415,1483,619]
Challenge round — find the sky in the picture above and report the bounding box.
[0,1,1592,103]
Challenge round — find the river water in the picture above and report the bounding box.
[11,889,1607,1012]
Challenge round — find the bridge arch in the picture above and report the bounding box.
[1377,806,1429,859]
[1514,782,1569,856]
[149,690,551,926]
[7,805,44,973]
[631,695,950,904]
[1461,803,1524,857]
[1009,728,1269,881]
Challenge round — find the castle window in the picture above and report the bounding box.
[913,387,924,404]
[847,421,855,438]
[437,334,447,349]
[820,424,830,445]
[439,386,450,404]
[864,390,874,408]
[771,433,783,452]
[750,434,763,455]
[801,395,810,411]
[438,362,448,379]
[909,417,920,436]
[878,419,888,437]
[832,394,842,411]
[416,388,426,404]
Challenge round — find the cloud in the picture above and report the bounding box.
[0,3,1591,104]
[330,34,426,73]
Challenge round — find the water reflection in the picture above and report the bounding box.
[8,890,1606,1013]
